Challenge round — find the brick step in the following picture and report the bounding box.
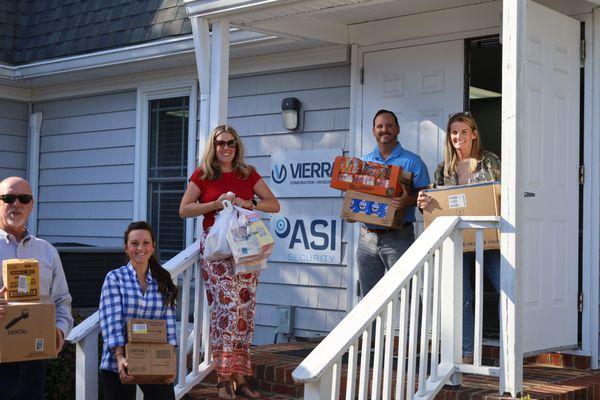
[184,342,599,400]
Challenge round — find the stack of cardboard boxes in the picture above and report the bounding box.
[125,318,176,384]
[0,259,58,363]
[330,156,414,227]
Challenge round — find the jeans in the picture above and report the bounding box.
[100,370,175,400]
[462,249,500,355]
[356,224,415,297]
[0,360,48,400]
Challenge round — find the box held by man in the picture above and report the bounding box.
[2,258,40,301]
[341,190,405,228]
[0,296,57,363]
[422,182,500,251]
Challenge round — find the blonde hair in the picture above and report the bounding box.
[199,124,253,180]
[443,112,484,177]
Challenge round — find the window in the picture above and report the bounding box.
[147,97,189,262]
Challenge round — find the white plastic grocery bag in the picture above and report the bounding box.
[203,200,237,261]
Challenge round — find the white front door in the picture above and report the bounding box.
[362,40,464,231]
[520,0,580,353]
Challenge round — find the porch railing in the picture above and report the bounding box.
[292,216,502,400]
[66,240,212,400]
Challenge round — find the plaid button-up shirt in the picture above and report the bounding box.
[99,263,177,372]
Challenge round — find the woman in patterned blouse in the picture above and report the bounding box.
[417,112,501,362]
[99,221,179,400]
[180,124,280,399]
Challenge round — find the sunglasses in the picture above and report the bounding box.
[449,110,472,119]
[0,194,33,204]
[214,139,237,148]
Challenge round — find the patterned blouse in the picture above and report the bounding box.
[99,263,177,372]
[433,150,501,187]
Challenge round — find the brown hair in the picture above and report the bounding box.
[443,112,484,177]
[124,221,178,307]
[199,124,253,180]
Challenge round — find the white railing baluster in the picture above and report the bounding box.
[345,342,358,400]
[332,358,342,400]
[382,299,396,400]
[418,258,433,396]
[201,276,211,363]
[177,267,192,387]
[371,313,385,399]
[305,367,333,400]
[395,285,409,400]
[429,247,443,381]
[406,274,421,400]
[474,229,484,367]
[192,262,202,374]
[358,328,372,400]
[441,229,464,386]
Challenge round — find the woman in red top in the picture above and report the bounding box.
[180,124,279,399]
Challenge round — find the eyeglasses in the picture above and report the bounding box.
[449,111,472,119]
[214,139,237,148]
[0,194,33,204]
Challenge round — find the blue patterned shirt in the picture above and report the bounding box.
[98,263,177,372]
[363,142,431,223]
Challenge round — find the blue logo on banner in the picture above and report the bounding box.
[274,217,291,238]
[272,164,287,184]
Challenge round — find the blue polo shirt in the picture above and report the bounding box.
[363,142,430,224]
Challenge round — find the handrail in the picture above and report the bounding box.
[292,215,502,400]
[292,216,461,383]
[67,240,202,343]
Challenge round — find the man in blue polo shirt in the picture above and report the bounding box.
[357,109,430,297]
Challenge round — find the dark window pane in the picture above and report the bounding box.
[148,96,189,262]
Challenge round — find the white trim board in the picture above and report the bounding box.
[29,45,349,102]
[0,85,32,102]
[133,82,197,222]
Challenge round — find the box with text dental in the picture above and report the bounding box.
[0,296,57,363]
[125,342,176,384]
[422,182,500,252]
[127,318,167,343]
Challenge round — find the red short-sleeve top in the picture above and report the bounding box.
[189,167,261,231]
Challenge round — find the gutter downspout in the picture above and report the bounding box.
[28,110,42,236]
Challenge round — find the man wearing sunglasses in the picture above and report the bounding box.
[0,177,73,400]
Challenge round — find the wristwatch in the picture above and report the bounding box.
[251,199,258,209]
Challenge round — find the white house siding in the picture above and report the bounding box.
[33,91,136,247]
[0,99,28,179]
[227,65,351,344]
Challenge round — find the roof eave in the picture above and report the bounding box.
[184,0,300,19]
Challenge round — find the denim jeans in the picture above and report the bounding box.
[0,360,49,400]
[356,224,415,297]
[462,249,500,355]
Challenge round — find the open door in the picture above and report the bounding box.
[520,0,579,353]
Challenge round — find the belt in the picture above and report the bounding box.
[363,222,412,234]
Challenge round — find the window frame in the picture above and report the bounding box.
[134,82,198,248]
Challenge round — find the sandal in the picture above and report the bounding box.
[235,381,261,398]
[217,380,236,399]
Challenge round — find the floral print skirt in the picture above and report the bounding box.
[200,235,259,378]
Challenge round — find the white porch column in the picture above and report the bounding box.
[500,0,524,396]
[27,110,42,236]
[209,19,230,127]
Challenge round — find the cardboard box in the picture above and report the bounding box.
[330,156,413,197]
[127,319,167,343]
[341,190,405,228]
[2,258,40,301]
[422,182,500,252]
[0,296,57,363]
[125,342,176,384]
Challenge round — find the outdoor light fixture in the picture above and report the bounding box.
[281,97,301,130]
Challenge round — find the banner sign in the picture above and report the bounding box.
[270,214,341,264]
[270,149,341,198]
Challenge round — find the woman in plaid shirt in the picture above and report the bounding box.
[99,221,179,400]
